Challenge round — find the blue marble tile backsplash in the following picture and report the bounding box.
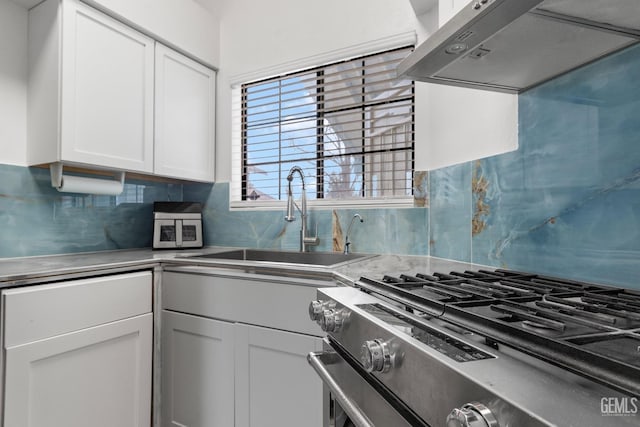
[430,44,640,289]
[1,43,638,289]
[183,182,429,256]
[429,163,472,262]
[0,164,183,257]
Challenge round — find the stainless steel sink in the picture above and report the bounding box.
[188,249,370,267]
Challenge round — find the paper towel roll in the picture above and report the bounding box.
[57,175,124,195]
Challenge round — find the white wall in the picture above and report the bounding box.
[214,0,436,182]
[0,0,28,166]
[214,0,518,181]
[414,83,518,171]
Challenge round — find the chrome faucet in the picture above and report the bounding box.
[343,213,364,254]
[285,166,319,252]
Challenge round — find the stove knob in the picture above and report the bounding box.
[360,339,392,373]
[309,300,326,321]
[320,309,346,333]
[446,403,499,427]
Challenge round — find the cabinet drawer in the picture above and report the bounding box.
[162,271,331,336]
[3,271,152,347]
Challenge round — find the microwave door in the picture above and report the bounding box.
[154,219,178,249]
[181,219,203,247]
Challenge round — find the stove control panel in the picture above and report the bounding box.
[447,402,499,427]
[359,303,494,363]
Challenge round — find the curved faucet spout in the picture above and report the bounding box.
[285,167,305,222]
[344,213,364,254]
[284,166,319,251]
[287,166,305,188]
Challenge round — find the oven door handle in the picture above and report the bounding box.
[308,351,375,427]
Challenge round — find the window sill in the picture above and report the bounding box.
[229,197,419,211]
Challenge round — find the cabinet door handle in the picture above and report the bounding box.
[307,351,375,427]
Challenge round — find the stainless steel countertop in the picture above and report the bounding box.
[0,247,483,288]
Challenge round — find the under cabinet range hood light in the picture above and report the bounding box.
[397,0,640,93]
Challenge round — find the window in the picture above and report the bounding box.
[238,46,414,204]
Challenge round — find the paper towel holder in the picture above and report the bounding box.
[50,162,126,195]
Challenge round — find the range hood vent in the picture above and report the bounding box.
[398,0,640,93]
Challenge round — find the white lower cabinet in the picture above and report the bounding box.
[1,271,153,427]
[4,315,152,427]
[160,270,329,427]
[161,310,235,427]
[235,324,323,427]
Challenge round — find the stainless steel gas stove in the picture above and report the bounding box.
[308,268,640,427]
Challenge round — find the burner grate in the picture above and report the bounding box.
[356,268,640,396]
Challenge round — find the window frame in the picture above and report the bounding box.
[229,32,418,211]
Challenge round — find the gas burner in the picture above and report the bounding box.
[356,268,640,397]
[310,269,640,427]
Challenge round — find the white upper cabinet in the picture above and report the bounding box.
[413,0,518,171]
[28,0,154,173]
[155,44,216,182]
[84,0,220,68]
[27,0,218,182]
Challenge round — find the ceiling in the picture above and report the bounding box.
[9,0,219,13]
[192,0,218,13]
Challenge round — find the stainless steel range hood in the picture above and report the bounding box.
[398,0,640,93]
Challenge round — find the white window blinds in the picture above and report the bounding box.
[237,46,414,203]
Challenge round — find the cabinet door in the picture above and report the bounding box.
[3,313,152,427]
[235,324,323,427]
[161,310,235,427]
[154,43,216,181]
[60,0,154,172]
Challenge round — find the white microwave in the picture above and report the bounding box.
[153,202,203,249]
